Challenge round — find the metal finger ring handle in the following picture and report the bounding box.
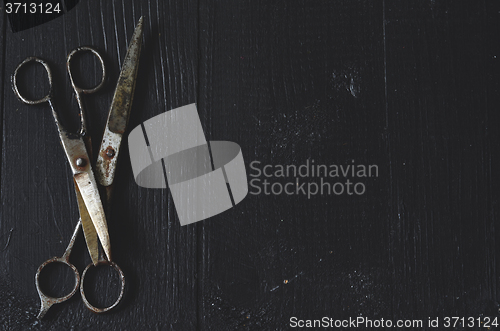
[12,57,53,105]
[35,256,80,319]
[67,46,106,94]
[80,260,125,314]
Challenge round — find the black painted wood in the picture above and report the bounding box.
[1,1,499,330]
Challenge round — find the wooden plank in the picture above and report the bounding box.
[485,0,500,311]
[384,0,499,319]
[0,1,199,329]
[197,0,389,329]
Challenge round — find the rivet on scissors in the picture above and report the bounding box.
[106,147,115,158]
[76,158,86,167]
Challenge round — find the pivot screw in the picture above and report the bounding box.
[76,158,86,167]
[106,147,115,158]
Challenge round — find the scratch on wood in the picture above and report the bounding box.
[1,228,13,251]
[11,254,36,268]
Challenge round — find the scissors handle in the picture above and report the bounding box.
[66,46,106,95]
[80,260,125,313]
[35,220,125,319]
[12,57,53,105]
[67,46,106,136]
[35,220,81,319]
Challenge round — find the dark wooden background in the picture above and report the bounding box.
[1,0,499,330]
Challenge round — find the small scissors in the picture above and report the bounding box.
[12,17,144,319]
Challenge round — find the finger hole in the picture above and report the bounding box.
[81,262,125,312]
[67,49,105,92]
[36,261,79,299]
[13,59,51,103]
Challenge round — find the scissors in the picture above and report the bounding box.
[11,17,144,319]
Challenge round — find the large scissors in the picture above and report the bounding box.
[11,17,144,318]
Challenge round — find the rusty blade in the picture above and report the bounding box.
[96,16,144,187]
[74,171,112,261]
[74,179,99,265]
[56,128,112,261]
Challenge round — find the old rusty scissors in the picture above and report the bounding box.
[11,17,143,318]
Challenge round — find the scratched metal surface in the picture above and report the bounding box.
[0,1,499,330]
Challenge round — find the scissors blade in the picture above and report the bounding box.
[74,171,112,261]
[74,179,99,265]
[57,130,112,261]
[96,16,144,187]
